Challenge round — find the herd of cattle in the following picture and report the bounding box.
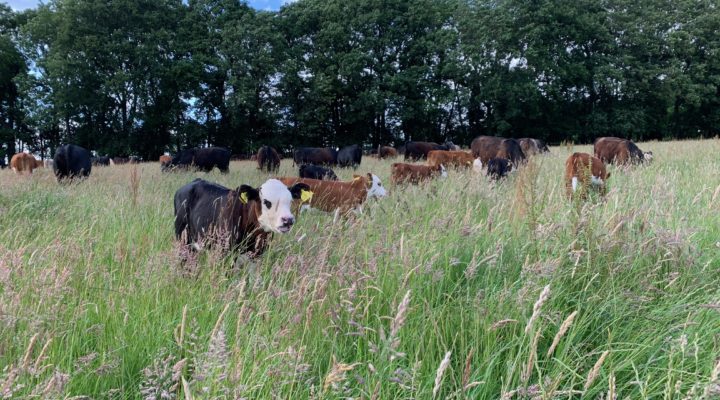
[5,136,653,260]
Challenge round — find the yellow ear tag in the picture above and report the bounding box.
[300,189,313,203]
[240,192,248,204]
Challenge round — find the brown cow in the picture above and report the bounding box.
[277,173,387,214]
[427,150,475,169]
[10,153,42,175]
[378,146,398,159]
[159,155,172,166]
[470,136,526,166]
[565,153,610,199]
[593,137,652,165]
[391,163,447,185]
[257,146,281,173]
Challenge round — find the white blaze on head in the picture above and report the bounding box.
[256,179,295,234]
[439,164,448,178]
[590,175,604,186]
[367,174,387,198]
[643,152,654,162]
[473,158,483,173]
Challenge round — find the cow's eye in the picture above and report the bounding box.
[378,182,382,186]
[264,200,272,209]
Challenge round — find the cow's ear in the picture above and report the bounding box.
[238,185,260,204]
[289,183,312,202]
[366,173,373,187]
[352,175,362,183]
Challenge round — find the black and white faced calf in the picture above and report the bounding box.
[174,178,310,257]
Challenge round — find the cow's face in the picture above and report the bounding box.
[241,179,310,234]
[439,164,448,178]
[366,173,387,198]
[643,151,654,162]
[473,158,483,173]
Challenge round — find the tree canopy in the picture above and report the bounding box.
[1,0,718,159]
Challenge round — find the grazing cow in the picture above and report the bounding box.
[91,156,111,166]
[518,138,550,156]
[593,137,652,165]
[293,147,338,166]
[112,157,130,165]
[257,146,281,173]
[164,147,231,173]
[470,136,526,166]
[565,152,610,199]
[174,178,310,256]
[391,163,447,185]
[10,153,42,175]
[404,141,450,161]
[486,158,512,180]
[378,146,398,159]
[277,173,387,214]
[427,150,475,169]
[53,144,92,181]
[299,164,338,181]
[159,155,172,166]
[337,144,362,168]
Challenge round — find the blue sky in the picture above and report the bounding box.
[5,0,295,11]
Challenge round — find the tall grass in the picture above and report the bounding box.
[0,139,719,398]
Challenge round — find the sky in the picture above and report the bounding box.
[5,0,295,11]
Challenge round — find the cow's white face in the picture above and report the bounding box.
[439,164,448,178]
[643,152,654,162]
[473,158,483,173]
[367,174,387,198]
[257,179,296,234]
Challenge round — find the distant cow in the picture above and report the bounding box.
[378,146,398,159]
[337,144,362,168]
[10,153,42,175]
[164,147,231,173]
[565,152,610,199]
[277,173,387,214]
[53,144,92,181]
[159,155,172,166]
[299,164,338,181]
[470,136,526,166]
[391,163,447,185]
[293,147,337,166]
[112,157,130,165]
[257,146,281,173]
[518,138,549,156]
[404,141,450,161]
[174,178,310,256]
[486,158,512,180]
[91,156,111,166]
[593,137,652,165]
[427,150,475,169]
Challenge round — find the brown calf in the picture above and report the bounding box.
[391,163,447,185]
[427,150,475,169]
[10,153,42,175]
[277,173,386,214]
[565,152,610,199]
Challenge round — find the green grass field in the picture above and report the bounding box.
[1,139,719,399]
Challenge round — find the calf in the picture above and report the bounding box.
[257,146,281,173]
[593,137,651,165]
[564,153,610,199]
[404,141,450,161]
[91,156,111,166]
[391,163,447,185]
[174,178,310,256]
[54,144,92,181]
[470,136,527,166]
[427,150,475,169]
[10,153,42,175]
[159,155,172,166]
[293,147,338,166]
[378,146,398,159]
[337,144,362,168]
[165,147,231,173]
[299,164,338,181]
[518,138,550,156]
[486,158,512,180]
[277,173,387,214]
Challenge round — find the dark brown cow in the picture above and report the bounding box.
[593,137,652,165]
[427,150,475,169]
[10,153,42,175]
[391,163,447,185]
[378,146,398,159]
[470,136,526,166]
[257,146,281,173]
[518,138,550,156]
[404,141,450,160]
[565,152,610,199]
[277,173,386,214]
[293,147,338,166]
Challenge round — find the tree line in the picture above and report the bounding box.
[1,0,718,160]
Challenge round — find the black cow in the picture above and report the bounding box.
[164,147,231,173]
[53,144,92,181]
[337,144,362,168]
[299,164,338,181]
[257,146,281,173]
[293,147,337,166]
[91,156,111,166]
[486,158,511,180]
[173,178,309,256]
[404,141,450,160]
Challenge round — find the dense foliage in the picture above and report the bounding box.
[1,0,719,159]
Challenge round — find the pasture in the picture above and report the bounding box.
[1,139,719,399]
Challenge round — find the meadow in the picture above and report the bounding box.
[1,139,719,399]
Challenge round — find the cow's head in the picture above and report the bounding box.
[239,179,311,233]
[643,151,654,162]
[365,173,387,198]
[473,158,483,173]
[439,164,448,178]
